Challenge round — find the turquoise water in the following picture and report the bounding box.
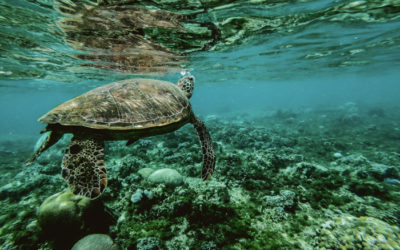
[1,0,400,249]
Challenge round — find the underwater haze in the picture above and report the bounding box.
[1,0,400,249]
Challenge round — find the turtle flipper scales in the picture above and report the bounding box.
[191,115,216,180]
[62,135,107,199]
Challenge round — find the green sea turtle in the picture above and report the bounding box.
[26,75,216,199]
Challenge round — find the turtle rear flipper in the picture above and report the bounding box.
[62,135,107,199]
[191,115,216,180]
[25,131,63,166]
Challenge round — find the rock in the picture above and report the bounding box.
[148,168,183,187]
[130,189,153,204]
[37,190,109,245]
[336,154,369,167]
[333,152,343,158]
[38,190,91,239]
[138,168,155,179]
[338,155,399,182]
[131,189,144,203]
[144,190,154,200]
[71,234,119,250]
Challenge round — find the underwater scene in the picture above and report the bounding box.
[1,0,400,249]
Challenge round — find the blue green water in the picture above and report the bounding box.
[1,0,400,249]
[1,0,400,137]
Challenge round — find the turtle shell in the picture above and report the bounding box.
[39,79,192,130]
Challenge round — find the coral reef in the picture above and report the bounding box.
[1,104,400,248]
[313,215,400,249]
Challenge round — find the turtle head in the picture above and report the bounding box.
[177,75,195,99]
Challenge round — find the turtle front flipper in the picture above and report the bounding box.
[25,131,63,166]
[62,135,107,199]
[191,115,216,180]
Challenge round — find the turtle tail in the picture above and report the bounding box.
[191,115,216,180]
[62,134,107,199]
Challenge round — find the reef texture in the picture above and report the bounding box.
[1,103,400,249]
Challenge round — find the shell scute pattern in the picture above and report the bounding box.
[40,79,191,130]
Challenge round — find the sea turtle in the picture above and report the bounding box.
[26,75,216,199]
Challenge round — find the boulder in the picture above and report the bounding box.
[38,190,110,247]
[148,168,183,187]
[138,168,155,179]
[71,234,119,250]
[38,190,91,240]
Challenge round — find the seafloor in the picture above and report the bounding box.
[1,102,400,249]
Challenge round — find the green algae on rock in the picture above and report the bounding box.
[138,168,155,179]
[148,168,184,187]
[71,234,119,250]
[38,190,112,248]
[38,191,91,235]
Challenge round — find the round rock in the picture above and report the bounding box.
[71,234,119,250]
[148,168,183,187]
[37,190,110,246]
[38,190,92,240]
[138,168,155,179]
